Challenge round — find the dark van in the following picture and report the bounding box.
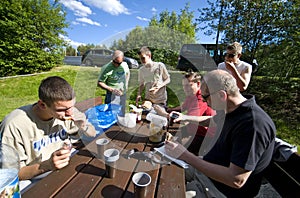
[176,44,217,72]
[81,48,139,69]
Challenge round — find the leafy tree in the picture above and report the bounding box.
[197,0,299,78]
[77,44,96,55]
[66,45,76,56]
[0,0,68,77]
[111,3,197,68]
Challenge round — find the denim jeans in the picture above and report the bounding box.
[105,91,126,115]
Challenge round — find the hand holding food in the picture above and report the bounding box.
[142,100,152,110]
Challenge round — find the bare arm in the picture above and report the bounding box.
[225,62,252,91]
[170,111,212,127]
[98,81,123,96]
[136,83,145,105]
[98,81,113,92]
[165,141,252,189]
[167,106,182,113]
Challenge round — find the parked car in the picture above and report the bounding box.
[81,49,139,69]
[176,44,217,72]
[124,57,139,69]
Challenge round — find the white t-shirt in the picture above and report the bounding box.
[217,61,252,76]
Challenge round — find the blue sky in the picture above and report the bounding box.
[56,0,215,48]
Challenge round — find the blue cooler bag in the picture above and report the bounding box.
[85,104,122,135]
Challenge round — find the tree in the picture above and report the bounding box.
[197,0,299,78]
[77,44,96,56]
[0,0,68,76]
[111,3,197,68]
[66,45,76,56]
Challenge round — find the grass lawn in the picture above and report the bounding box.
[0,65,299,151]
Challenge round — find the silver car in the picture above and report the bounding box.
[81,49,139,69]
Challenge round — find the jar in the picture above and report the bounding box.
[0,143,21,198]
[149,122,164,143]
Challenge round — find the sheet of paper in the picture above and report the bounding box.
[154,145,189,169]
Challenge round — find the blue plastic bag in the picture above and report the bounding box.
[85,104,122,135]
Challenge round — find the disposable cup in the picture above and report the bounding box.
[132,172,151,198]
[104,148,120,178]
[96,138,109,159]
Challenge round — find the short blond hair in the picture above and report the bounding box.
[138,46,151,56]
[227,42,242,54]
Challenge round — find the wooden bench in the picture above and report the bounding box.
[75,96,102,112]
[263,152,300,197]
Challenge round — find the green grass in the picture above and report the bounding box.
[0,66,103,119]
[0,66,299,151]
[0,66,184,119]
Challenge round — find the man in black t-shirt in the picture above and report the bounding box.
[165,70,276,197]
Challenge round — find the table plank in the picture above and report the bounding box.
[54,158,106,198]
[123,162,160,198]
[54,125,134,198]
[156,164,186,198]
[22,148,94,198]
[22,120,186,198]
[88,127,147,197]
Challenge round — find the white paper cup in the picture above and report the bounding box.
[132,172,151,198]
[104,148,120,178]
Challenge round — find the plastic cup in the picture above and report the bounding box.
[104,148,120,178]
[149,123,163,143]
[125,113,137,128]
[136,108,143,122]
[96,138,110,160]
[132,172,151,198]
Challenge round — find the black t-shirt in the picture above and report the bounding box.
[203,95,276,197]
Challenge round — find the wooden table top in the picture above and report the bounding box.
[22,120,186,198]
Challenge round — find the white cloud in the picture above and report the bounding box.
[76,17,101,26]
[71,21,80,25]
[84,0,130,15]
[136,16,150,22]
[60,34,85,48]
[59,0,92,17]
[151,7,157,13]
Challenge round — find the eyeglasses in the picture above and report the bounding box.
[224,53,238,58]
[113,59,123,65]
[201,90,222,101]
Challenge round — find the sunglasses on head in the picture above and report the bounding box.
[224,53,238,58]
[113,59,123,65]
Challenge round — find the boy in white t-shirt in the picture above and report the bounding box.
[218,42,252,91]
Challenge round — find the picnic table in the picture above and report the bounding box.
[21,117,186,198]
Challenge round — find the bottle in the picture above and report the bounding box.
[0,143,21,198]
